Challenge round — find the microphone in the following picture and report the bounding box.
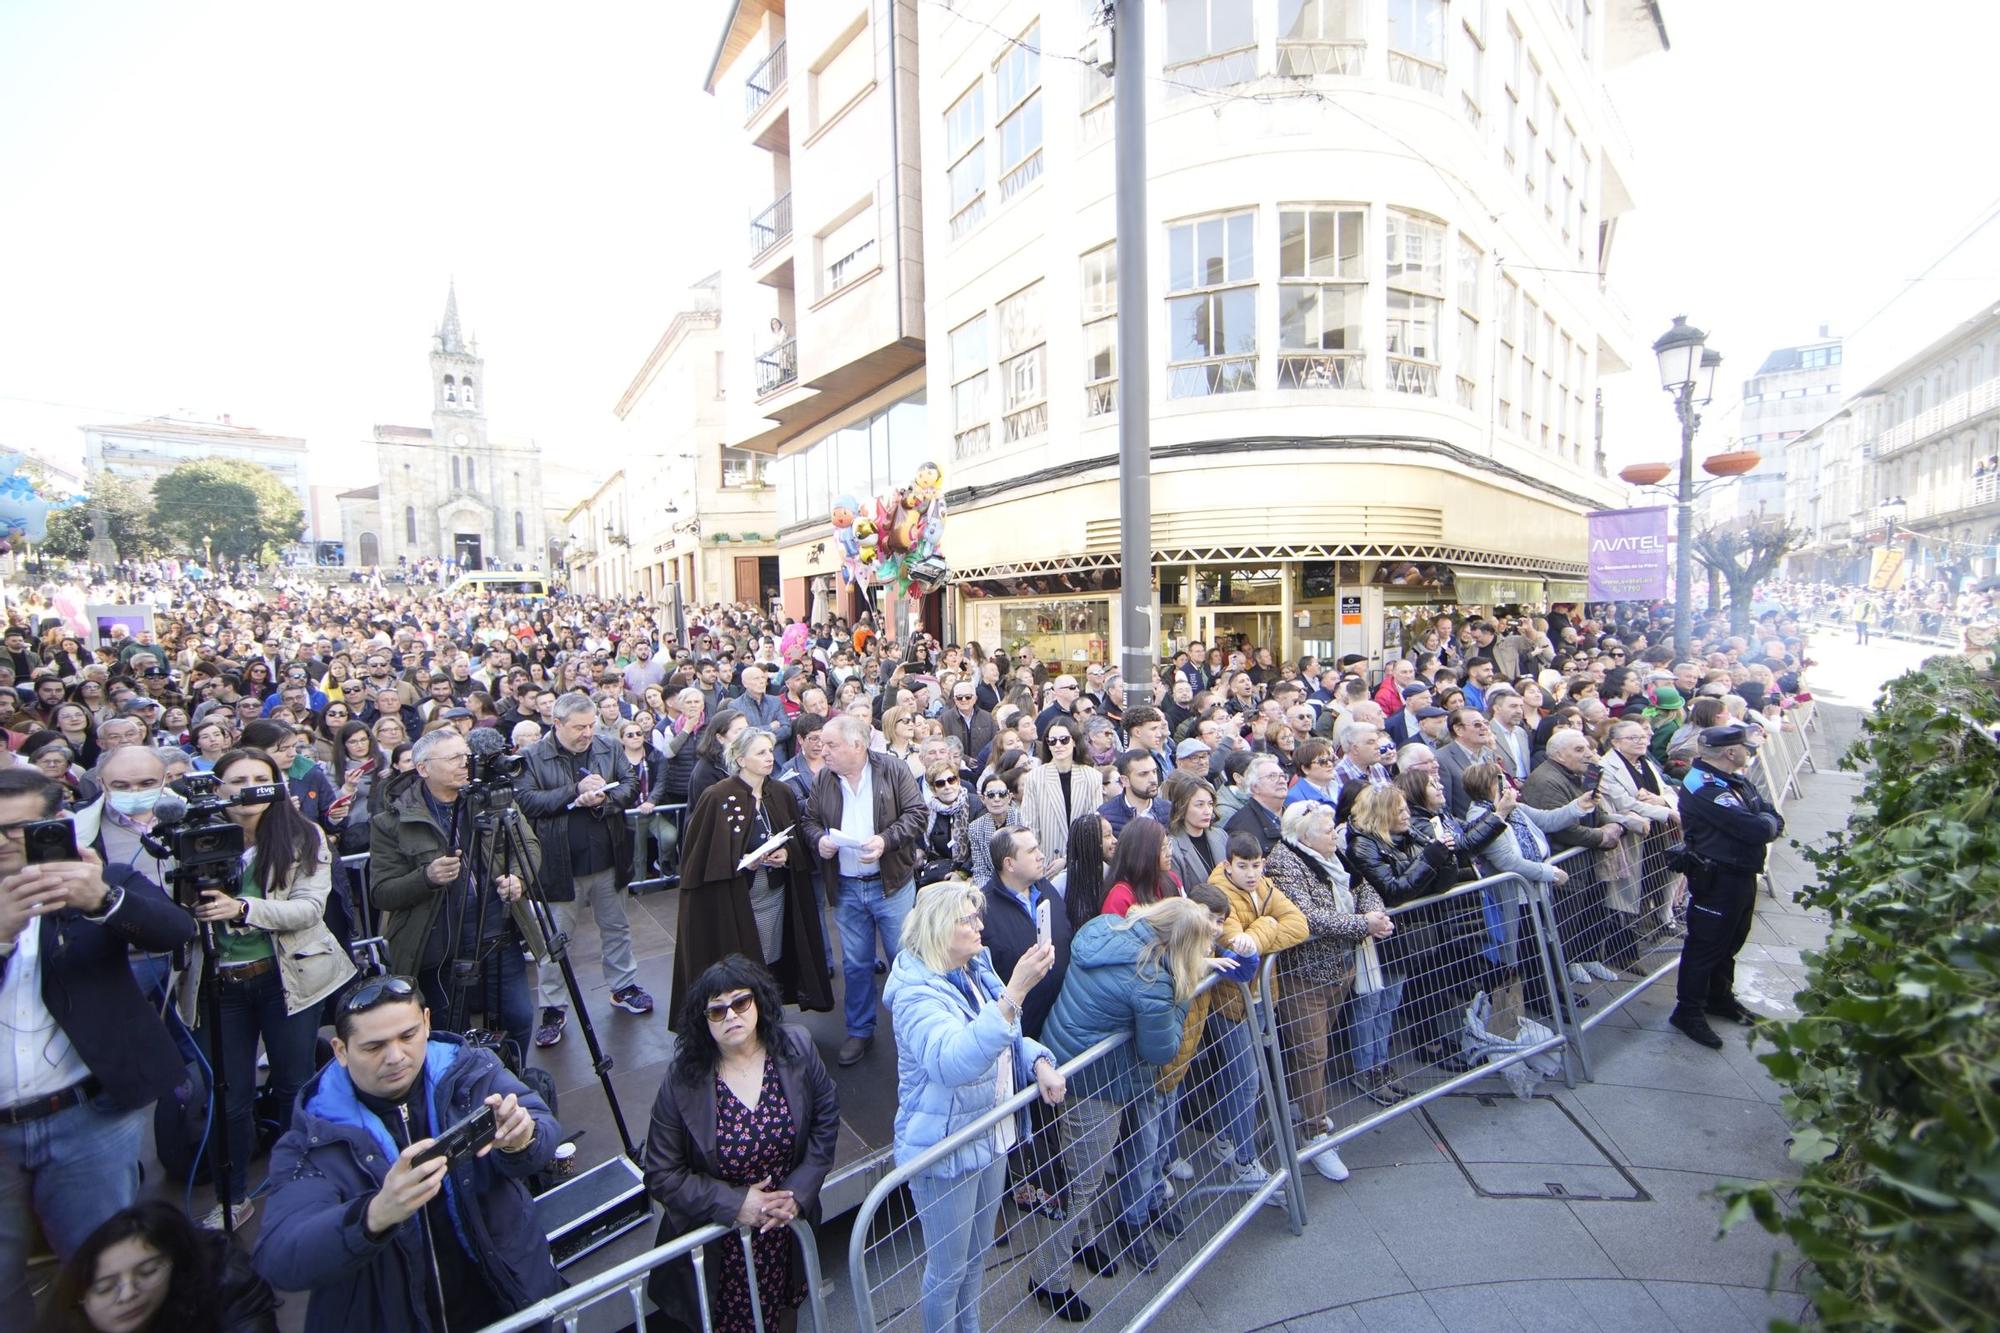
[153,792,188,825]
[465,727,508,759]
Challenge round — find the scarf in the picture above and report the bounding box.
[925,787,967,817]
[1286,838,1356,915]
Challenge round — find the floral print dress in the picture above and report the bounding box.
[713,1058,802,1331]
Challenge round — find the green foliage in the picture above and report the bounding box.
[37,472,165,561]
[151,459,304,561]
[1719,658,2000,1330]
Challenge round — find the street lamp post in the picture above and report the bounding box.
[1650,317,1721,661]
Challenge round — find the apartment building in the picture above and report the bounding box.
[707,0,929,628]
[1717,329,1842,525]
[907,0,1664,666]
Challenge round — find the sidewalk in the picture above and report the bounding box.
[1088,710,1860,1333]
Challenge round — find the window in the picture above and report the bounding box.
[1277,0,1363,76]
[715,350,726,398]
[1456,235,1481,409]
[999,282,1047,442]
[721,446,769,489]
[1453,9,1485,129]
[515,512,526,547]
[1164,0,1256,95]
[1557,331,1573,454]
[1167,209,1256,397]
[451,456,461,489]
[951,314,992,459]
[1519,293,1538,435]
[1278,206,1365,390]
[1385,209,1444,395]
[405,506,417,544]
[1496,275,1517,429]
[820,203,878,296]
[946,82,987,238]
[1079,41,1113,143]
[466,456,475,489]
[1387,0,1447,93]
[810,21,871,132]
[996,25,1043,201]
[1082,244,1118,415]
[1541,311,1557,450]
[1524,57,1543,193]
[1501,20,1522,171]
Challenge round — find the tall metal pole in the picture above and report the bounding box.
[1113,0,1153,712]
[1673,387,1696,661]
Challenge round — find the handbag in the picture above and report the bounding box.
[1353,936,1384,996]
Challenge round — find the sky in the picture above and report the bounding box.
[4,0,1999,500]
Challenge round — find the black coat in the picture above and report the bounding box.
[641,1025,840,1328]
[1679,760,1784,873]
[2,863,194,1110]
[977,875,1070,1039]
[1347,827,1456,968]
[509,732,636,901]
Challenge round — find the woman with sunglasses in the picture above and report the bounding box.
[1017,717,1095,883]
[642,958,839,1333]
[179,747,354,1228]
[615,717,671,888]
[919,761,973,883]
[306,701,352,765]
[966,759,1026,886]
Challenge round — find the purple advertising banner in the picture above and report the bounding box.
[1587,506,1670,601]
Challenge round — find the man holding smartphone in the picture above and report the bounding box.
[0,768,195,1329]
[255,976,561,1333]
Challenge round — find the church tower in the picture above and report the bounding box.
[429,280,485,425]
[428,281,496,569]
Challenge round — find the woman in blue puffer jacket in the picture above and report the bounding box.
[1041,897,1224,1277]
[883,882,1064,1333]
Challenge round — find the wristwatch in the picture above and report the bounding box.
[87,884,125,921]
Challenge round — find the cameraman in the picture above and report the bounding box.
[253,976,562,1333]
[0,768,195,1328]
[512,691,647,1047]
[370,730,543,1061]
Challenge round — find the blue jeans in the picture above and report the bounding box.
[195,966,322,1198]
[0,1093,148,1327]
[908,1159,1006,1333]
[1192,1015,1262,1164]
[835,875,913,1039]
[1345,977,1408,1074]
[421,938,534,1065]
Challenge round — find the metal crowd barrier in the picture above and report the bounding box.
[1255,868,1579,1185]
[625,802,688,893]
[1540,837,1686,1064]
[847,975,1303,1333]
[476,1218,829,1333]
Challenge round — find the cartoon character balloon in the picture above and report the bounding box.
[851,461,948,595]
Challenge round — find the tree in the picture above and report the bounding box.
[1692,520,1801,637]
[152,459,304,561]
[37,472,165,562]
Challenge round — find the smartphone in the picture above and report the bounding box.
[1583,762,1604,788]
[414,1103,497,1168]
[1035,898,1052,950]
[24,819,79,865]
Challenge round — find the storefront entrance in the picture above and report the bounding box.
[1203,610,1284,659]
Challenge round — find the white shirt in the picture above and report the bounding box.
[0,919,92,1104]
[836,762,877,878]
[1493,723,1531,779]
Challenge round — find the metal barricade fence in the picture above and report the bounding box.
[476,1218,830,1333]
[847,977,1303,1333]
[626,802,688,893]
[1253,869,1578,1187]
[1538,840,1685,1065]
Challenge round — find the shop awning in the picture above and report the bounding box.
[1544,579,1590,603]
[1448,567,1540,606]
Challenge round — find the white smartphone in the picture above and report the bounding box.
[1035,899,1053,949]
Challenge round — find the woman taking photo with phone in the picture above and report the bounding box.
[178,747,355,1229]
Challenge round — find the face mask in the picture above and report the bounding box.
[108,788,162,816]
[288,753,315,779]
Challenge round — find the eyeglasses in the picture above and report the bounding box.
[957,911,984,926]
[704,992,756,1022]
[338,974,417,1018]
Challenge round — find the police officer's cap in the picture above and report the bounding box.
[1700,723,1753,748]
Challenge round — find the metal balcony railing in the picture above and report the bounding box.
[755,337,797,397]
[1876,374,2000,458]
[744,40,786,119]
[749,192,792,259]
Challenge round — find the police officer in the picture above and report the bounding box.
[1671,723,1784,1049]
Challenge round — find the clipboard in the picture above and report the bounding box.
[737,825,794,872]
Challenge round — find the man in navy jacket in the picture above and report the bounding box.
[0,767,195,1327]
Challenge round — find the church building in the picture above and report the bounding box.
[338,284,549,571]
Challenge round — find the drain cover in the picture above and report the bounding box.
[1420,1095,1647,1201]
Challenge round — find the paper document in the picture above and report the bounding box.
[738,826,795,872]
[825,830,869,850]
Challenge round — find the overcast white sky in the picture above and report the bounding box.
[3,0,1998,496]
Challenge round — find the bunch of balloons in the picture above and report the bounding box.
[0,454,74,556]
[828,461,948,598]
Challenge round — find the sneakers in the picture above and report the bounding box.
[1569,962,1594,986]
[1354,1070,1403,1107]
[1583,960,1621,983]
[534,1007,568,1048]
[1669,1007,1724,1050]
[201,1197,256,1231]
[1707,997,1758,1025]
[1167,1157,1195,1182]
[838,1035,874,1066]
[610,985,655,1015]
[1310,1146,1351,1182]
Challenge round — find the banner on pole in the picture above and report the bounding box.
[1587,506,1670,601]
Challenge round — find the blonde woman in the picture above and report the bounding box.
[883,883,1062,1331]
[1042,896,1228,1275]
[882,703,922,771]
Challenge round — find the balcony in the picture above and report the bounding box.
[755,338,797,398]
[1386,356,1440,396]
[749,192,792,260]
[1387,50,1446,94]
[1905,472,2000,522]
[1084,380,1117,417]
[1277,352,1364,391]
[1875,373,2000,459]
[744,41,786,120]
[1277,39,1364,77]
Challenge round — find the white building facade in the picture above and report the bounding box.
[906,0,1663,665]
[82,415,312,532]
[1721,330,1841,525]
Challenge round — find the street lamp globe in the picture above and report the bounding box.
[1879,495,1908,525]
[1697,348,1723,407]
[1652,315,1707,392]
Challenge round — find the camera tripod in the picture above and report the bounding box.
[436,787,638,1161]
[161,863,246,1240]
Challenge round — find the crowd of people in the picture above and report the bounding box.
[0,560,1805,1332]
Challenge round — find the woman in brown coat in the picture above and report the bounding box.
[668,726,834,1029]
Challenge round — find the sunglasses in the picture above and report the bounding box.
[339,974,417,1017]
[983,788,1010,800]
[932,774,960,786]
[1048,734,1074,746]
[704,992,756,1022]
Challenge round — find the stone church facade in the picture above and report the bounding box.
[338,284,549,571]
